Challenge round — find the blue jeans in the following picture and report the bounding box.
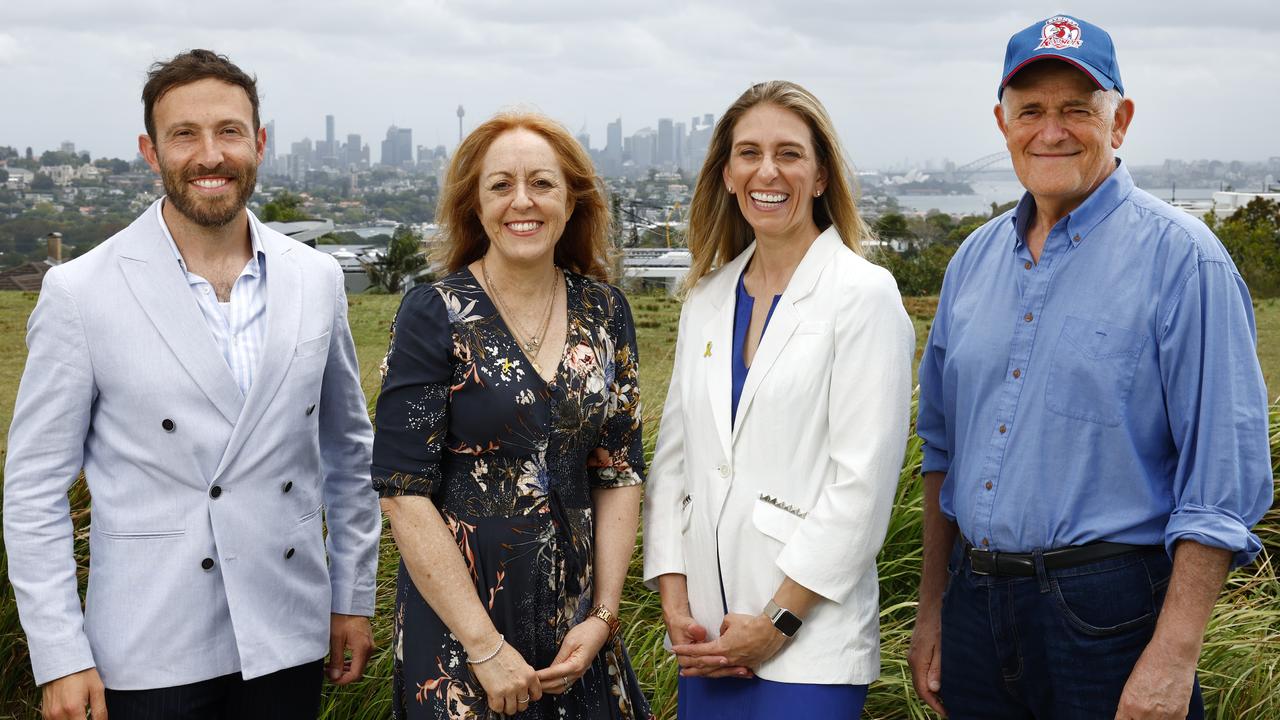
[939,539,1204,720]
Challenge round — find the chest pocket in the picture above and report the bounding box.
[1045,315,1147,427]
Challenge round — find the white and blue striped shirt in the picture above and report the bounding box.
[157,205,267,397]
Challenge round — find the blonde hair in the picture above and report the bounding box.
[434,112,613,281]
[683,81,871,292]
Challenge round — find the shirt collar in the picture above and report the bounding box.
[155,198,266,279]
[1009,158,1134,249]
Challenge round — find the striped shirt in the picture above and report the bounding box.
[157,204,268,397]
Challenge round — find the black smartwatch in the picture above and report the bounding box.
[763,600,802,638]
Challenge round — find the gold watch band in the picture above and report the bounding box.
[588,605,621,640]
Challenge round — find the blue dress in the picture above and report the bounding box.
[676,270,868,719]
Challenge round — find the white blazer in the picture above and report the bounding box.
[643,227,914,685]
[3,200,380,690]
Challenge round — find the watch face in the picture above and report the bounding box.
[773,609,802,637]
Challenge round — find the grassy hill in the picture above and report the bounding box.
[0,289,1276,719]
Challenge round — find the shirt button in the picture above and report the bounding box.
[1024,261,1032,270]
[201,557,215,571]
[282,481,293,493]
[1073,233,1081,243]
[717,464,730,478]
[1012,368,1021,379]
[1024,312,1033,322]
[999,424,1007,434]
[162,418,175,432]
[210,485,222,499]
[285,548,296,559]
[306,404,316,416]
[985,481,993,490]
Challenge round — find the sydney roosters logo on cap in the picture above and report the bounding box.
[1036,16,1083,50]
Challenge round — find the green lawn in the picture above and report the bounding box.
[1,289,1277,719]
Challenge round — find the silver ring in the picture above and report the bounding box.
[518,696,530,704]
[562,676,570,690]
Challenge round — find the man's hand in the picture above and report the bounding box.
[908,606,947,718]
[671,613,784,677]
[41,668,106,720]
[327,614,375,684]
[1114,639,1196,719]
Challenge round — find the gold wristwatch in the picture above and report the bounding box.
[588,605,621,640]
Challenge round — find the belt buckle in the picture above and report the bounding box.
[969,547,997,576]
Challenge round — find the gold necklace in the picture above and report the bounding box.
[481,258,559,370]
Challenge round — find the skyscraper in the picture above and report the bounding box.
[657,118,674,166]
[265,120,277,174]
[604,118,623,175]
[381,125,413,167]
[346,133,363,168]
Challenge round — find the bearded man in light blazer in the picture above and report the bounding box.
[3,50,380,720]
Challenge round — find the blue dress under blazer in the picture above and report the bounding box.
[3,199,381,690]
[643,227,916,694]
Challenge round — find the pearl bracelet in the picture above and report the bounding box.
[466,634,505,665]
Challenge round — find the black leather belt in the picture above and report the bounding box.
[965,541,1156,577]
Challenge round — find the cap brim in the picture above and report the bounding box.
[999,54,1117,98]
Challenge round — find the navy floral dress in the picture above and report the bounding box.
[372,268,653,720]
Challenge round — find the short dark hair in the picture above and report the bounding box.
[142,49,259,141]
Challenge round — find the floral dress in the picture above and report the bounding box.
[372,268,654,720]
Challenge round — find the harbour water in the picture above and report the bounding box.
[885,173,1218,216]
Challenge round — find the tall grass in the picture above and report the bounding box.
[1,295,1277,719]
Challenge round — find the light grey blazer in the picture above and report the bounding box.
[3,200,380,690]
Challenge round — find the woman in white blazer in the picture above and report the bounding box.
[642,81,915,718]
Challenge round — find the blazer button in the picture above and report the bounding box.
[305,404,316,416]
[717,464,730,478]
[282,481,293,493]
[285,547,295,559]
[201,557,215,571]
[209,485,222,499]
[162,418,175,432]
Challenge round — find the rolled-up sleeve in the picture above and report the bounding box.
[1159,257,1272,567]
[371,285,453,498]
[917,265,954,476]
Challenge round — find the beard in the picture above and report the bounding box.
[158,156,257,228]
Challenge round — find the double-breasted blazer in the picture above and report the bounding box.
[3,200,380,690]
[642,227,914,684]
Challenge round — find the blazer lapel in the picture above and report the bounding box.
[700,245,755,463]
[731,227,842,440]
[214,221,302,481]
[117,202,243,425]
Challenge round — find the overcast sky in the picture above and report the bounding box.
[2,1,1276,171]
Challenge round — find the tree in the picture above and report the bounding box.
[874,212,912,241]
[31,172,55,191]
[0,168,8,184]
[260,191,310,222]
[1208,198,1280,298]
[363,225,428,293]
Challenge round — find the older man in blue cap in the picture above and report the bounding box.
[907,13,1272,720]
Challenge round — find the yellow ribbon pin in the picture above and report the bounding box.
[704,341,713,358]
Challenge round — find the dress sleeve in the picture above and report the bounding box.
[371,285,453,497]
[590,284,645,489]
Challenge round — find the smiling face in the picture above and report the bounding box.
[996,61,1133,214]
[476,128,572,268]
[139,77,264,228]
[722,103,827,244]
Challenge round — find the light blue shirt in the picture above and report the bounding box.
[917,161,1272,566]
[157,201,267,397]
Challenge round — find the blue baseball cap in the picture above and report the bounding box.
[999,14,1123,99]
